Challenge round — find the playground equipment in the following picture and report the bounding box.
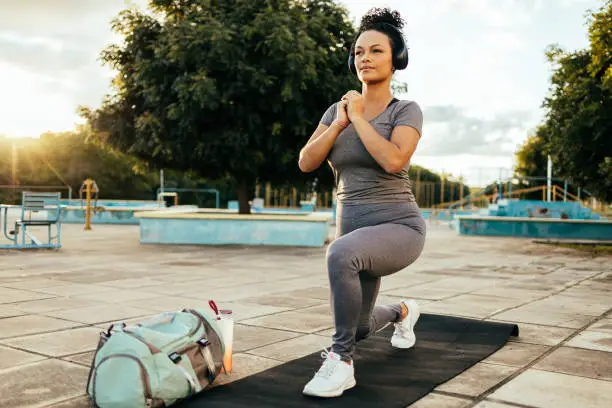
[155,188,220,209]
[157,191,178,206]
[0,191,63,249]
[79,179,99,231]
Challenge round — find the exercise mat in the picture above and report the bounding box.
[176,313,519,407]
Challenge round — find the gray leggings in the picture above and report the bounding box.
[328,202,426,361]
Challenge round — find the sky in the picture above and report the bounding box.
[0,0,604,186]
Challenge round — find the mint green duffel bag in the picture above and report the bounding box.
[86,308,226,408]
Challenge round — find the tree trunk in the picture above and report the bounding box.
[236,179,251,215]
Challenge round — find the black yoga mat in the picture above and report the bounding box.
[177,314,519,408]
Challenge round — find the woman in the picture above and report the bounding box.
[298,8,426,398]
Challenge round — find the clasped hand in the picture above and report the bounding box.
[341,90,365,122]
[333,90,365,128]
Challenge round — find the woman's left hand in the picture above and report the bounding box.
[341,90,365,122]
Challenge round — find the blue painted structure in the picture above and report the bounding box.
[48,201,198,225]
[453,199,610,240]
[481,199,602,220]
[136,210,333,247]
[59,199,162,208]
[454,216,612,240]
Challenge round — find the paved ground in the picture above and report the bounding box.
[0,218,610,408]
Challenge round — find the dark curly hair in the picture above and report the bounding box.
[354,8,406,55]
[359,7,406,31]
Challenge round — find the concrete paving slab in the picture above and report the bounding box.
[32,283,114,297]
[0,305,26,318]
[0,315,83,339]
[586,318,612,334]
[45,395,92,407]
[435,362,517,397]
[482,342,550,367]
[0,287,55,304]
[233,323,301,353]
[13,297,100,313]
[238,294,326,309]
[491,321,575,346]
[565,330,612,352]
[528,294,611,316]
[487,369,612,408]
[0,359,89,407]
[212,353,282,387]
[472,401,516,408]
[62,351,96,368]
[44,304,153,325]
[492,305,594,329]
[533,346,612,381]
[421,294,525,319]
[407,392,472,408]
[0,344,47,370]
[241,309,333,334]
[0,327,102,357]
[73,288,161,303]
[247,333,330,362]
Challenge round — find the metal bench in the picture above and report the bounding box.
[1,192,63,249]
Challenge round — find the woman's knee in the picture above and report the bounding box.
[326,239,358,281]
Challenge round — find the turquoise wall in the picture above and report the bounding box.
[139,217,330,247]
[456,217,612,240]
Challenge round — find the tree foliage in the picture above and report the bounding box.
[530,0,612,202]
[81,0,360,213]
[0,131,161,204]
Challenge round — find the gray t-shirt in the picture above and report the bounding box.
[320,99,423,205]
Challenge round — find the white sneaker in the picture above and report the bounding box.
[302,349,356,398]
[391,299,420,349]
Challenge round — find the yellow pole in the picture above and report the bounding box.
[84,179,92,231]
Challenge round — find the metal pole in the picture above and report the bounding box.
[546,155,552,202]
[564,180,568,202]
[84,179,92,231]
[160,169,164,195]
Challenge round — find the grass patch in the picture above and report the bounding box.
[543,242,612,256]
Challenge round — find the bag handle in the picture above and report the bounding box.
[122,328,162,354]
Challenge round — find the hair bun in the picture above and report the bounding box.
[359,7,405,31]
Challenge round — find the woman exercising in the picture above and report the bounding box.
[298,8,426,398]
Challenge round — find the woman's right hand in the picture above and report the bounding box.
[334,100,350,129]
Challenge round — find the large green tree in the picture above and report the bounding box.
[534,0,612,202]
[81,0,359,214]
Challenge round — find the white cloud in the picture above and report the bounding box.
[0,0,602,186]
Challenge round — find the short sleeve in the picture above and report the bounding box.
[393,101,423,137]
[320,103,337,126]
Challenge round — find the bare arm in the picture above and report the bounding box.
[351,117,421,173]
[298,122,345,172]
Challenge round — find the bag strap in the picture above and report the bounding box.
[197,339,219,384]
